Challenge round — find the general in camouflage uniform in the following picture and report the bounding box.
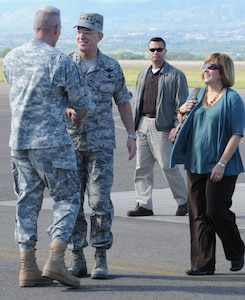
[3,6,95,288]
[66,13,136,279]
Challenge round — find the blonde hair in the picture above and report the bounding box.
[202,53,235,87]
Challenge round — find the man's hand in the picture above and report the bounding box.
[127,137,137,160]
[65,108,84,125]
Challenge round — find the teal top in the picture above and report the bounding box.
[170,87,245,175]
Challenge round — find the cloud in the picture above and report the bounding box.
[0,1,65,33]
[0,0,147,4]
[0,0,57,3]
[90,0,147,2]
[0,7,34,32]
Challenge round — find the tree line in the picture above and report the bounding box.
[0,48,204,60]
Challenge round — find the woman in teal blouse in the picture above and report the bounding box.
[171,53,245,276]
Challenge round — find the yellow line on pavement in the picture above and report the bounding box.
[1,247,245,286]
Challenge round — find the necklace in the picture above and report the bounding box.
[204,88,223,108]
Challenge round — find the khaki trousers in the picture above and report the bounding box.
[134,116,187,210]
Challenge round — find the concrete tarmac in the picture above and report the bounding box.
[1,82,245,299]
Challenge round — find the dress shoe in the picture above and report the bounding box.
[127,203,153,217]
[230,255,244,271]
[185,268,214,276]
[176,203,188,216]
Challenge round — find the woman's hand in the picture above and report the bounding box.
[179,99,198,115]
[210,135,242,182]
[210,163,225,182]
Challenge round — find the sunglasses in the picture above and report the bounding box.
[149,48,165,52]
[202,63,220,70]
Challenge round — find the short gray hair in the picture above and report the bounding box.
[34,6,60,30]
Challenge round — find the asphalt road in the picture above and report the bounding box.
[1,82,245,299]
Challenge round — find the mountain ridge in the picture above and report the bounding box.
[0,0,245,58]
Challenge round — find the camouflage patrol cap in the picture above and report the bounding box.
[74,13,103,32]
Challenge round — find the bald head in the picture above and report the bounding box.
[33,6,61,46]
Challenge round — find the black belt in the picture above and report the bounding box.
[142,113,156,118]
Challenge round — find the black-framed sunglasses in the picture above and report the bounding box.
[202,63,220,70]
[149,48,165,53]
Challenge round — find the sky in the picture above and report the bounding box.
[1,0,241,37]
[0,0,150,35]
[0,0,186,53]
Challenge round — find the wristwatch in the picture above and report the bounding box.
[128,133,137,140]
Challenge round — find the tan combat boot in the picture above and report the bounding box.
[91,248,108,279]
[42,240,80,287]
[67,248,87,277]
[19,250,53,287]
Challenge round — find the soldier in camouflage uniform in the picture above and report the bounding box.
[3,6,95,288]
[66,13,136,279]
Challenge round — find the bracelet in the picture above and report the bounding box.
[128,133,137,140]
[218,161,226,168]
